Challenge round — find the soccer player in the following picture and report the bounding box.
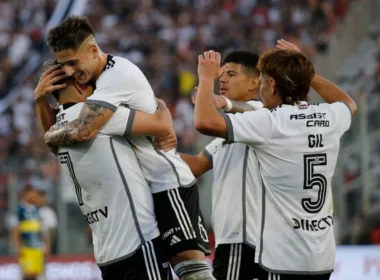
[171,50,263,280]
[40,76,173,279]
[37,16,213,280]
[193,46,356,280]
[11,180,46,280]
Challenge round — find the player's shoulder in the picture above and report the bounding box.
[97,54,141,86]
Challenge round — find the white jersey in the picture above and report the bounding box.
[86,54,196,192]
[203,100,263,248]
[86,54,157,114]
[55,103,159,265]
[225,101,351,274]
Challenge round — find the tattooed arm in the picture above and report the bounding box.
[44,103,114,147]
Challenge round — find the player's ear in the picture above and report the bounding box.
[269,77,277,96]
[89,43,99,57]
[250,75,260,91]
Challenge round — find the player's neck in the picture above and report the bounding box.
[92,51,108,82]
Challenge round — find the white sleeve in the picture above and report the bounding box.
[329,102,352,135]
[100,106,135,136]
[203,138,224,162]
[86,62,157,114]
[224,109,273,145]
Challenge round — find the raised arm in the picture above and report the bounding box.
[311,74,357,115]
[179,151,213,178]
[276,39,357,115]
[194,51,228,138]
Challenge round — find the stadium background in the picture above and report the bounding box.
[0,0,380,279]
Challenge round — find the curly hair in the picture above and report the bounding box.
[47,16,95,52]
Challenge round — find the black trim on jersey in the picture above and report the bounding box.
[62,102,77,110]
[102,54,116,72]
[242,146,250,243]
[202,149,212,163]
[253,151,334,275]
[123,109,136,137]
[223,114,234,144]
[109,137,145,244]
[146,137,197,188]
[85,99,117,112]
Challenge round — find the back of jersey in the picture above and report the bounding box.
[226,101,351,274]
[56,104,159,265]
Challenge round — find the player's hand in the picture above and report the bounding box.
[35,65,68,101]
[192,87,227,109]
[276,39,301,53]
[154,128,177,152]
[197,50,221,80]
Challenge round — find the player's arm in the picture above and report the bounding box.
[34,65,67,132]
[44,102,115,147]
[192,92,257,113]
[227,100,256,113]
[128,99,172,136]
[35,99,58,133]
[311,74,357,115]
[100,98,173,137]
[179,151,213,178]
[194,51,228,138]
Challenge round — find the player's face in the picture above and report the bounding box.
[219,63,257,101]
[55,46,98,84]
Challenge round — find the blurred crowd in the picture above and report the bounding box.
[0,0,362,255]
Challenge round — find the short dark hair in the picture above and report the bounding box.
[223,50,260,75]
[257,49,315,104]
[47,16,95,52]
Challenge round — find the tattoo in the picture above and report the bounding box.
[229,101,256,113]
[45,104,112,146]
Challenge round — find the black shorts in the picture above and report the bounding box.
[256,266,332,280]
[153,185,211,258]
[99,237,172,280]
[213,243,260,280]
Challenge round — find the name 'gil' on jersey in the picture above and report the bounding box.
[224,101,352,274]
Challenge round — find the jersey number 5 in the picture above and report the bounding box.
[302,154,327,214]
[58,152,84,206]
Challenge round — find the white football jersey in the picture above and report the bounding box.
[55,103,159,265]
[85,54,196,192]
[225,102,351,274]
[86,54,157,114]
[203,100,263,248]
